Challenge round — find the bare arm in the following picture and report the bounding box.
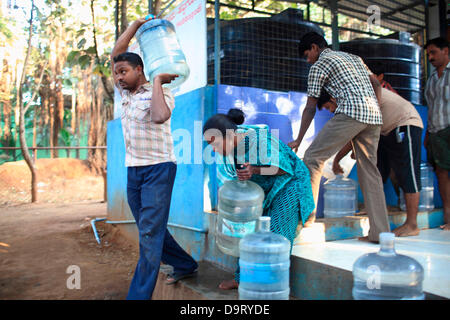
[151,74,178,124]
[236,163,286,181]
[369,73,382,103]
[288,96,318,152]
[110,18,149,86]
[332,141,353,175]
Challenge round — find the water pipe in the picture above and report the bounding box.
[90,218,106,244]
[90,217,208,244]
[90,218,135,244]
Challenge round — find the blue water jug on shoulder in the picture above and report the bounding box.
[136,19,190,89]
[239,216,291,300]
[352,232,425,300]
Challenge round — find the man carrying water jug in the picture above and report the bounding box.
[111,17,198,300]
[319,86,424,237]
[288,32,390,243]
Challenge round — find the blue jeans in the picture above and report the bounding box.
[126,162,198,300]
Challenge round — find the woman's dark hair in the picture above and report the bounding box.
[113,52,144,71]
[203,108,245,136]
[317,90,331,110]
[298,32,328,56]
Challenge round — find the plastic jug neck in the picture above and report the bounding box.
[378,232,396,256]
[257,216,271,232]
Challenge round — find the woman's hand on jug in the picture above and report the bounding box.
[236,163,254,181]
[154,73,179,85]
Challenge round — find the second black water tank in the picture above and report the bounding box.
[339,39,422,105]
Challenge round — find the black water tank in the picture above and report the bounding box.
[339,39,422,105]
[207,9,324,92]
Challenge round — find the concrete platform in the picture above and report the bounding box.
[291,228,450,300]
[294,208,445,244]
[119,208,448,300]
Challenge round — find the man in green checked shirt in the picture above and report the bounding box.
[288,32,390,243]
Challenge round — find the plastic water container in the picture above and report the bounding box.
[239,217,291,300]
[399,163,434,212]
[216,180,264,257]
[135,19,190,88]
[323,175,358,218]
[352,232,425,300]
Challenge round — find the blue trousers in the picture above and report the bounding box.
[126,162,198,300]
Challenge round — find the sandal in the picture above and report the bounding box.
[166,269,198,285]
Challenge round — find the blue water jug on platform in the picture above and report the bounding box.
[239,216,291,300]
[135,19,190,89]
[352,232,425,300]
[216,180,264,257]
[323,174,358,218]
[399,163,434,212]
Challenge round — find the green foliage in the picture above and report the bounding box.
[0,16,13,39]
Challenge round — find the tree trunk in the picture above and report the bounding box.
[120,0,128,35]
[18,0,38,203]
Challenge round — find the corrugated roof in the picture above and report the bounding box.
[282,0,433,33]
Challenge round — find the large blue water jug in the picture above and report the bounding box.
[239,216,291,300]
[352,232,425,300]
[399,163,434,212]
[323,174,358,218]
[216,180,264,257]
[135,19,189,88]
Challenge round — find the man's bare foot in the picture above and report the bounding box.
[357,236,379,244]
[303,213,316,228]
[219,279,238,290]
[393,223,420,237]
[440,223,450,231]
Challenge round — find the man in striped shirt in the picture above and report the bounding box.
[111,17,198,299]
[288,32,390,243]
[424,37,450,231]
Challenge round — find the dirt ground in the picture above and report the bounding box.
[0,158,106,205]
[0,159,139,300]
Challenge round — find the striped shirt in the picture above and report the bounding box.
[120,83,176,167]
[307,48,383,125]
[424,62,450,133]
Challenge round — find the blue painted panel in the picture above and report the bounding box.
[107,119,132,221]
[107,86,217,233]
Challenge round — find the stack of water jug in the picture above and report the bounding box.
[216,180,291,300]
[399,163,434,212]
[352,232,425,300]
[136,19,190,88]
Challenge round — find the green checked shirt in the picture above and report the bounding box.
[307,48,383,125]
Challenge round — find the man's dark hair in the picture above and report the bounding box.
[113,52,145,71]
[298,32,328,56]
[424,37,449,50]
[317,90,331,110]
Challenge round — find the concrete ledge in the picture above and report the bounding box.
[152,261,238,300]
[294,209,444,245]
